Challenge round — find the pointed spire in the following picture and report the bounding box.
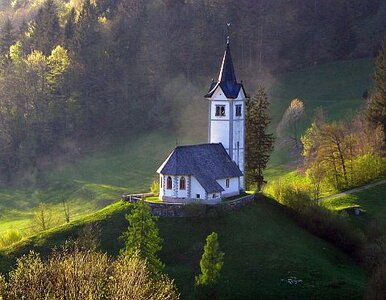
[217,37,237,86]
[204,24,247,99]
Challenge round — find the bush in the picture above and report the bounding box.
[263,179,312,211]
[296,205,364,255]
[0,247,179,300]
[150,179,160,194]
[0,230,23,248]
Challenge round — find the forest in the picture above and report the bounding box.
[0,0,385,184]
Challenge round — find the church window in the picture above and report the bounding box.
[215,105,225,116]
[226,178,230,188]
[160,176,163,188]
[179,176,186,190]
[235,105,242,117]
[196,194,200,199]
[166,176,172,189]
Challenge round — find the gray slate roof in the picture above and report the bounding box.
[157,143,243,193]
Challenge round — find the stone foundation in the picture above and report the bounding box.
[146,194,256,217]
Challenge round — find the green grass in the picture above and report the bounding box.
[322,183,386,229]
[0,58,375,243]
[0,132,201,236]
[0,197,368,299]
[266,58,374,166]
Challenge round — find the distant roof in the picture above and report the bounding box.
[205,40,247,99]
[157,143,243,193]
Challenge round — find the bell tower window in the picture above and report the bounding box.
[215,105,226,116]
[235,105,242,117]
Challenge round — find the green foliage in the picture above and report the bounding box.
[0,247,179,299]
[301,113,385,194]
[150,179,160,194]
[0,197,368,299]
[0,230,22,248]
[245,86,274,191]
[264,179,312,211]
[120,200,164,273]
[195,232,224,287]
[9,40,22,64]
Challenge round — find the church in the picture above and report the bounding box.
[157,37,247,203]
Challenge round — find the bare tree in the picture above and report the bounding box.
[277,98,305,156]
[62,199,70,223]
[32,202,53,232]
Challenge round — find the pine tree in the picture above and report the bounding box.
[245,87,274,191]
[120,200,164,273]
[30,0,61,55]
[367,36,386,147]
[195,232,224,287]
[0,18,15,56]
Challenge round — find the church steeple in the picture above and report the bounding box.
[205,37,245,99]
[217,39,237,86]
[205,31,247,190]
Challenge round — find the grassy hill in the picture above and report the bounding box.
[322,182,386,230]
[0,58,374,238]
[0,197,368,299]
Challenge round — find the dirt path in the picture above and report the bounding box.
[319,179,386,202]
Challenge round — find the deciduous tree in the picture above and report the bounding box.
[277,98,305,155]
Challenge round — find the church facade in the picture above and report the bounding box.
[157,38,247,203]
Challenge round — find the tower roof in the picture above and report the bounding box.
[205,39,247,99]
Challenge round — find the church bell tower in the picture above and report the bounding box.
[204,36,247,188]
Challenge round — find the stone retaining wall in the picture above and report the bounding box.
[146,194,256,217]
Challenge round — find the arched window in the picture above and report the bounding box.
[166,176,172,190]
[179,176,186,190]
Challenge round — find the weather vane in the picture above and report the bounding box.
[226,22,231,44]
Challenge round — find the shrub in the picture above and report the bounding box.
[0,230,23,248]
[150,179,160,194]
[263,179,312,211]
[297,205,364,255]
[0,247,179,300]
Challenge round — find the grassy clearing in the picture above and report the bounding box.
[266,58,373,167]
[0,132,201,236]
[322,183,386,229]
[0,197,367,299]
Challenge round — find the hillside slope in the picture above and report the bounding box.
[0,58,375,235]
[0,197,368,299]
[322,181,386,230]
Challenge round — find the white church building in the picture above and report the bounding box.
[157,37,247,204]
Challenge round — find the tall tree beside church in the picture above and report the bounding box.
[367,36,386,148]
[120,200,164,274]
[245,87,274,191]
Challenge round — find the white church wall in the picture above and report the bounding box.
[210,121,230,149]
[190,176,207,200]
[217,177,240,197]
[159,174,165,199]
[211,87,230,100]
